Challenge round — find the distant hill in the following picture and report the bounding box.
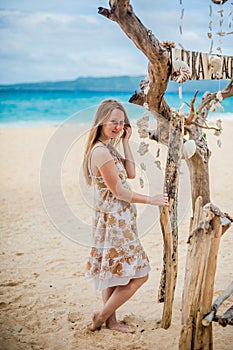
[0,76,144,92]
[0,75,229,93]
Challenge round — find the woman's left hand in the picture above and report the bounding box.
[122,124,132,140]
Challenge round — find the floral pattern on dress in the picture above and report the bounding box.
[86,146,150,290]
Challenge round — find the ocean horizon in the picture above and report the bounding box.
[0,88,232,128]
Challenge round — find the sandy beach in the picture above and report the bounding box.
[0,120,233,350]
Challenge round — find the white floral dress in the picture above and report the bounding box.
[86,145,151,291]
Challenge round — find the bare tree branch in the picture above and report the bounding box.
[192,121,221,132]
[198,78,233,113]
[185,90,199,125]
[98,1,169,66]
[98,0,171,117]
[202,281,233,326]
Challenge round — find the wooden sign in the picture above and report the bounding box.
[172,48,233,80]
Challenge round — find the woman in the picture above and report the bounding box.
[83,99,168,333]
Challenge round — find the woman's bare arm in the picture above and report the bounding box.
[122,138,135,179]
[121,125,135,179]
[92,146,168,206]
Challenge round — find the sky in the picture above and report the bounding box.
[0,0,232,84]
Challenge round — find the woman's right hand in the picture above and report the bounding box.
[148,193,169,206]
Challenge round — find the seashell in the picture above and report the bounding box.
[140,79,150,95]
[217,139,221,148]
[137,113,149,138]
[210,100,224,112]
[172,59,191,83]
[136,113,149,128]
[216,90,223,102]
[216,102,224,111]
[139,177,144,188]
[137,142,149,156]
[138,128,148,138]
[143,102,149,110]
[182,140,196,160]
[209,55,222,78]
[154,160,162,170]
[140,162,147,171]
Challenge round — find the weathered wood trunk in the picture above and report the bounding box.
[98,1,233,337]
[159,112,184,328]
[187,151,211,212]
[179,199,223,350]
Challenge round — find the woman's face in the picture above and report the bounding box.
[101,109,125,140]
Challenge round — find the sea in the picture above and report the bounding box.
[0,88,232,128]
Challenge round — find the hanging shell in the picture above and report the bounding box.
[208,55,222,78]
[137,142,149,156]
[140,78,150,95]
[139,177,144,188]
[182,140,197,160]
[172,59,191,83]
[140,162,147,171]
[136,113,149,138]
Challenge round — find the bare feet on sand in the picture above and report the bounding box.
[90,312,134,333]
[90,311,103,331]
[106,320,135,333]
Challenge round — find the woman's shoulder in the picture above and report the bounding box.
[91,144,113,161]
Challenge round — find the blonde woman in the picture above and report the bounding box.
[83,99,168,333]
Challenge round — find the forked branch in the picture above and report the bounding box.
[202,281,233,327]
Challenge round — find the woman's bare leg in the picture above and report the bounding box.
[102,286,134,333]
[91,274,148,331]
[102,287,117,326]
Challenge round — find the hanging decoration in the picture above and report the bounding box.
[182,139,197,160]
[172,47,232,80]
[136,113,150,188]
[215,119,222,148]
[136,113,150,157]
[208,0,233,55]
[154,147,162,170]
[179,0,184,36]
[208,4,214,53]
[139,162,146,188]
[137,74,163,187]
[171,58,191,100]
[216,5,224,54]
[172,1,232,81]
[139,76,150,110]
[209,90,224,112]
[208,55,222,78]
[172,59,191,83]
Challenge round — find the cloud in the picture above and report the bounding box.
[0,7,148,83]
[0,1,232,84]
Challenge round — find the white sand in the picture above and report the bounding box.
[0,121,232,349]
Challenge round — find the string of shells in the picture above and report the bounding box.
[136,113,150,188]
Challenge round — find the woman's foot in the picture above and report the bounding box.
[106,320,135,333]
[90,311,103,331]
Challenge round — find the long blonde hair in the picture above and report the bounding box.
[83,99,130,185]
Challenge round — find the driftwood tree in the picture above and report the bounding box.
[98,0,233,349]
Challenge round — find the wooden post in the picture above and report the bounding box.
[158,112,184,329]
[179,201,223,350]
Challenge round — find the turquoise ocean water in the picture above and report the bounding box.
[0,89,232,128]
